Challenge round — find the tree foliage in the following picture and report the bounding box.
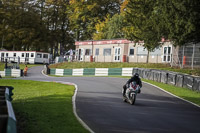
[0,0,200,55]
[0,0,73,55]
[68,0,122,41]
[157,0,200,46]
[93,14,125,40]
[123,0,200,48]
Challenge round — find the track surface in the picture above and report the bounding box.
[19,66,200,133]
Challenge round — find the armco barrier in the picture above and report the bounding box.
[84,68,95,76]
[183,75,194,90]
[49,68,200,91]
[108,68,122,76]
[143,69,152,80]
[95,68,108,76]
[152,70,161,82]
[0,86,16,133]
[137,68,144,78]
[193,77,200,91]
[167,72,177,86]
[161,71,168,84]
[122,68,132,76]
[64,69,73,75]
[176,74,184,87]
[56,69,64,76]
[0,69,21,77]
[132,68,138,75]
[73,69,84,76]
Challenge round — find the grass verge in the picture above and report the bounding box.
[0,79,89,133]
[142,79,200,106]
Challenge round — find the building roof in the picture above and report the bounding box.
[75,39,137,45]
[0,51,49,54]
[75,38,170,46]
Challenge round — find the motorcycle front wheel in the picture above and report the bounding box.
[129,93,136,105]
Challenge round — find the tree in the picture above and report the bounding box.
[93,14,125,40]
[123,0,163,51]
[0,0,49,51]
[0,0,74,56]
[123,0,200,48]
[158,0,200,46]
[68,0,122,41]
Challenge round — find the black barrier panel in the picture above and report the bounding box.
[193,77,200,91]
[137,68,144,78]
[183,75,194,90]
[176,74,184,87]
[167,72,177,86]
[161,71,168,84]
[152,70,161,82]
[132,68,138,75]
[148,71,154,81]
[142,69,151,80]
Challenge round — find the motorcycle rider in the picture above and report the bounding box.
[123,73,142,96]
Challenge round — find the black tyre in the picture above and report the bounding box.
[129,94,136,105]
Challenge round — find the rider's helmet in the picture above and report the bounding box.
[133,73,139,78]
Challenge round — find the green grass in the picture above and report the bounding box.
[49,62,200,76]
[142,79,200,106]
[0,79,89,133]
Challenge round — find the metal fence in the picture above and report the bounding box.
[171,44,200,69]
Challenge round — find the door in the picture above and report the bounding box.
[163,46,172,62]
[25,53,29,62]
[1,53,4,62]
[114,47,121,61]
[78,48,84,61]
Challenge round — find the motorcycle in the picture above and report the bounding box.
[122,82,139,105]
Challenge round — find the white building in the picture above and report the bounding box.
[75,39,175,63]
[0,51,50,64]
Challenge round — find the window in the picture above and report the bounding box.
[13,53,16,57]
[95,48,99,56]
[103,48,111,56]
[85,49,91,55]
[1,53,4,57]
[6,53,8,57]
[43,54,48,58]
[129,48,134,55]
[163,46,172,62]
[31,53,34,57]
[22,53,24,57]
[37,53,42,58]
[137,47,148,55]
[26,53,29,57]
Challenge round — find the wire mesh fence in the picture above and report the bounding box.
[172,44,200,69]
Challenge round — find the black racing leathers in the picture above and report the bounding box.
[123,76,142,95]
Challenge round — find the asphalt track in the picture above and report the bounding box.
[19,66,200,133]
